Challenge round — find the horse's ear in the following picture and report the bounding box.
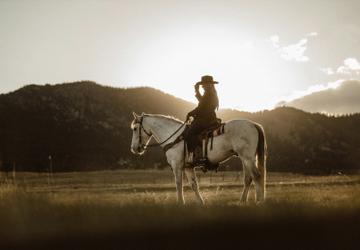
[132,112,139,120]
[141,112,145,116]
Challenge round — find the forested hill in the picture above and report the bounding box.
[0,81,359,174]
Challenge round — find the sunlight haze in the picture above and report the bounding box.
[1,0,359,112]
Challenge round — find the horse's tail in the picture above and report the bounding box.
[254,123,267,199]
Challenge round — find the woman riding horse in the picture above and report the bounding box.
[185,75,220,164]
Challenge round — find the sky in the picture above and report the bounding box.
[0,0,359,112]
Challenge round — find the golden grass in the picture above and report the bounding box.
[0,170,359,249]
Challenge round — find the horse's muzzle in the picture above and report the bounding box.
[130,145,145,155]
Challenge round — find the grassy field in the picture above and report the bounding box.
[0,170,359,249]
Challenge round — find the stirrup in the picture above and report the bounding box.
[195,158,210,173]
[199,158,220,173]
[196,157,208,166]
[200,165,208,173]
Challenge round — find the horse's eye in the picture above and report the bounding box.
[133,128,137,131]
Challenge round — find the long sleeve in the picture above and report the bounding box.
[188,89,219,122]
[188,106,200,117]
[195,87,202,101]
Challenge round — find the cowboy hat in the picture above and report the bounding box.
[196,75,218,85]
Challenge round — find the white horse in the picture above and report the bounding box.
[130,112,267,205]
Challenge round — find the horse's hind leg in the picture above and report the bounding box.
[243,158,264,203]
[185,168,204,205]
[240,167,252,204]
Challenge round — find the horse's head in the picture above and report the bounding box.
[130,112,152,155]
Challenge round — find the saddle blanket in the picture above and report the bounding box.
[189,123,226,160]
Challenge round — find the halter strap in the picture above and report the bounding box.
[138,116,151,147]
[139,116,152,137]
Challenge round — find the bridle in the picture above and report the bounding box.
[134,115,187,150]
[137,116,152,149]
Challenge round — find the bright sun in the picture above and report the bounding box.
[121,27,296,112]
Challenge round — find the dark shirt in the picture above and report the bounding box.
[188,89,219,123]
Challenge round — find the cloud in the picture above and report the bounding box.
[278,80,360,115]
[321,67,335,75]
[281,38,309,62]
[337,58,360,74]
[270,35,280,48]
[322,58,360,75]
[270,33,317,62]
[306,32,318,37]
[344,58,360,70]
[281,80,343,103]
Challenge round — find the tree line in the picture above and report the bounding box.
[0,81,359,174]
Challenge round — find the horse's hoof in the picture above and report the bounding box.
[239,201,248,206]
[255,200,265,206]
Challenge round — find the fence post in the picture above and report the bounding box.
[48,155,53,186]
[12,162,16,184]
[235,171,240,182]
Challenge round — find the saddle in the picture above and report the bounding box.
[163,119,225,171]
[187,119,225,171]
[199,119,225,141]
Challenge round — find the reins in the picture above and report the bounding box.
[138,116,187,149]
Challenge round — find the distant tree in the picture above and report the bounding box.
[0,81,359,173]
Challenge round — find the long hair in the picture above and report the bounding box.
[204,84,219,110]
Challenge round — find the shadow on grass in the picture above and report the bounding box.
[0,187,359,250]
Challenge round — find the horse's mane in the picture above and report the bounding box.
[143,113,183,124]
[131,113,183,128]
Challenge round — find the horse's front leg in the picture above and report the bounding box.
[185,168,204,205]
[172,163,185,205]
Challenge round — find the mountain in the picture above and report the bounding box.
[279,80,360,115]
[0,81,359,174]
[0,82,194,171]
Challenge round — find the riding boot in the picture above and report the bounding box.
[197,157,219,172]
[197,157,209,173]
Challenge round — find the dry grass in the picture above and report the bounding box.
[0,170,359,249]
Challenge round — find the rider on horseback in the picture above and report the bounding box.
[185,75,220,165]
